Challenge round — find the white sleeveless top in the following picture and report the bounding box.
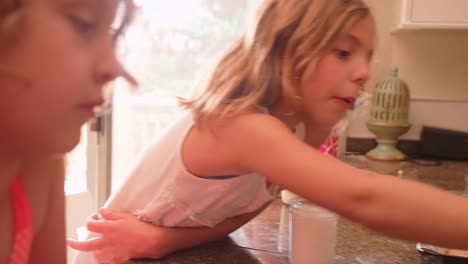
[72,109,304,264]
[104,110,289,227]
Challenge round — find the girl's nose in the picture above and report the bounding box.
[352,59,370,87]
[94,51,123,85]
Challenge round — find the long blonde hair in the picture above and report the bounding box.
[179,0,372,125]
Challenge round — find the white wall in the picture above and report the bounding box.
[348,0,468,139]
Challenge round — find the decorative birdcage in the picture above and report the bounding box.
[366,67,411,161]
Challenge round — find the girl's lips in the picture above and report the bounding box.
[79,99,104,117]
[79,105,97,110]
[78,106,98,118]
[333,97,355,109]
[79,99,104,109]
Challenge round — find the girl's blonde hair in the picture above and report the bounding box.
[179,0,372,125]
[0,0,137,85]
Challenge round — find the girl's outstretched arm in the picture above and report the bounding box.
[68,203,269,262]
[215,113,468,249]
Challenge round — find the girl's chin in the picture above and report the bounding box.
[308,107,347,121]
[46,130,83,156]
[321,112,347,126]
[63,133,82,152]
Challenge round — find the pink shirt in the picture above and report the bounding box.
[9,176,33,264]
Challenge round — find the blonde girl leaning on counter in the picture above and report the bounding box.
[70,1,468,263]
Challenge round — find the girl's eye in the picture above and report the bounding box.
[69,16,97,34]
[110,28,121,45]
[335,49,351,60]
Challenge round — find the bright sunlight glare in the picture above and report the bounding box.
[134,0,210,28]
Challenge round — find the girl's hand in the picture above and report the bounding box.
[67,209,169,263]
[68,205,267,263]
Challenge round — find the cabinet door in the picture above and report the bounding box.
[397,0,468,30]
[411,0,468,23]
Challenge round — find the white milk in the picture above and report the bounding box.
[289,201,338,264]
[281,189,303,205]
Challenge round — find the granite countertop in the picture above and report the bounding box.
[127,155,468,264]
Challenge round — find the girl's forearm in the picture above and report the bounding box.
[350,173,468,249]
[144,205,268,259]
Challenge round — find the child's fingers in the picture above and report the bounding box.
[98,208,134,221]
[67,237,106,252]
[86,219,115,234]
[87,213,100,221]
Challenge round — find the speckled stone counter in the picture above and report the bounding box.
[126,155,468,264]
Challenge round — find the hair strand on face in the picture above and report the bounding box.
[113,0,138,88]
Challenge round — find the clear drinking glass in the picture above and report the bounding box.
[289,200,338,264]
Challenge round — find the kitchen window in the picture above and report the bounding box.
[65,0,262,261]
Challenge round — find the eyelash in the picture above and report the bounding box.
[335,49,351,59]
[110,28,121,44]
[69,15,97,35]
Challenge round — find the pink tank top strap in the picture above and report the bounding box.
[8,176,33,264]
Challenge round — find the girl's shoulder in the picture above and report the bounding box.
[214,111,287,134]
[210,111,298,149]
[208,110,313,176]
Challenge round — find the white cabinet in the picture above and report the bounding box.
[395,0,468,31]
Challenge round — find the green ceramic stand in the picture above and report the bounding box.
[366,67,411,161]
[366,123,410,161]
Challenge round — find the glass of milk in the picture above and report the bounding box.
[289,200,338,264]
[281,190,303,205]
